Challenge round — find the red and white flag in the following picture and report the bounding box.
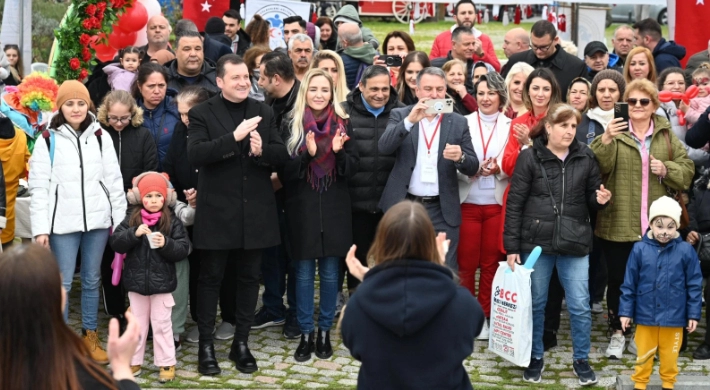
[183,0,230,32]
[669,0,707,67]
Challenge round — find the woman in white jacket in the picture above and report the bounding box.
[458,73,511,341]
[29,80,126,364]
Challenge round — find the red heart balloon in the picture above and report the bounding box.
[116,2,148,33]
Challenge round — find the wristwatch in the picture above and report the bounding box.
[457,154,466,164]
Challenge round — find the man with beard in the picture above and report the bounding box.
[429,0,500,72]
[287,34,314,82]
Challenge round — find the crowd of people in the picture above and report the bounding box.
[0,1,709,389]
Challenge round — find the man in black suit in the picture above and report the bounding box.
[187,54,288,375]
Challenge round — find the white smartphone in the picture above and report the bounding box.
[424,98,454,115]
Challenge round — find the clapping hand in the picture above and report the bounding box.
[332,130,349,153]
[234,116,262,142]
[249,130,262,156]
[601,117,628,145]
[596,184,612,205]
[346,245,369,281]
[649,155,667,177]
[513,124,530,146]
[306,131,317,156]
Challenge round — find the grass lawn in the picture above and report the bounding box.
[365,18,670,60]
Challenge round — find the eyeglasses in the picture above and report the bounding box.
[530,42,554,52]
[108,116,131,124]
[627,98,651,107]
[663,81,686,87]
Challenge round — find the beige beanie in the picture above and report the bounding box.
[56,80,90,109]
[648,196,682,228]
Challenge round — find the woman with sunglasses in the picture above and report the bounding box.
[589,78,694,360]
[657,67,709,167]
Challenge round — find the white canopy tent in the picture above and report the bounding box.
[0,0,33,77]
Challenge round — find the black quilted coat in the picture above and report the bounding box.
[504,138,606,256]
[110,210,191,295]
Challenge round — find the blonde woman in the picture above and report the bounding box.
[443,59,477,115]
[311,50,349,104]
[623,46,657,85]
[504,62,535,118]
[278,68,359,363]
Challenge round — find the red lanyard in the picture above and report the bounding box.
[422,115,444,156]
[477,113,498,159]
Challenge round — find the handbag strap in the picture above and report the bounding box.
[538,161,559,215]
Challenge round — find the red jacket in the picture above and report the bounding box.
[429,27,501,72]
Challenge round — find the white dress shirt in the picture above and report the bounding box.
[405,114,441,196]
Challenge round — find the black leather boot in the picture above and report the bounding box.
[294,331,315,362]
[228,341,258,373]
[198,343,221,375]
[315,328,332,359]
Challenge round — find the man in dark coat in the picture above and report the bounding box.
[223,9,252,56]
[502,20,587,102]
[164,31,219,93]
[187,54,288,376]
[341,65,403,293]
[633,18,686,73]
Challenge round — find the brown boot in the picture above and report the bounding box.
[83,329,109,364]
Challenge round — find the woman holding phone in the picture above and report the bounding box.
[589,78,694,359]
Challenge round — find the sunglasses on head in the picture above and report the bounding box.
[627,98,651,107]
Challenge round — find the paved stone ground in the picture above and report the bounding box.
[67,275,709,389]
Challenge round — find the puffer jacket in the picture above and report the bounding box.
[110,210,191,295]
[618,233,703,327]
[342,87,404,213]
[29,116,127,236]
[504,138,606,256]
[137,90,180,171]
[104,123,159,191]
[652,38,686,73]
[590,115,695,242]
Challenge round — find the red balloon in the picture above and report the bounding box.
[116,2,148,33]
[96,48,118,62]
[658,90,674,103]
[677,110,686,126]
[686,85,699,100]
[108,29,138,50]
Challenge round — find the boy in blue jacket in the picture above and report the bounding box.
[619,196,703,390]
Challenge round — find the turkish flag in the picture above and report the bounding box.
[670,0,707,67]
[183,0,230,32]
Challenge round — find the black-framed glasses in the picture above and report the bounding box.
[530,42,553,52]
[627,98,651,107]
[108,116,131,124]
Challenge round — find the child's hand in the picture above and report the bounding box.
[135,224,151,237]
[151,232,165,248]
[620,316,631,332]
[679,101,689,114]
[688,319,698,333]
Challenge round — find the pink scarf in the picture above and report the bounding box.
[141,209,162,226]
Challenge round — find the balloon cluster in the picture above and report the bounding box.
[659,85,699,126]
[90,0,162,62]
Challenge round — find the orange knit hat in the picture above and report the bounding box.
[137,172,170,200]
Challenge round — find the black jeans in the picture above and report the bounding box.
[197,248,261,344]
[338,211,382,293]
[100,243,126,316]
[599,237,636,331]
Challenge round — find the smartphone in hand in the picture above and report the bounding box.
[614,102,629,126]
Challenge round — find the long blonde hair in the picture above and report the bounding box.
[623,46,657,85]
[286,68,349,156]
[310,50,350,104]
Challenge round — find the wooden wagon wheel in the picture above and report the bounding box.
[392,1,427,24]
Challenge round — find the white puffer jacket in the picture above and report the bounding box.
[29,116,127,236]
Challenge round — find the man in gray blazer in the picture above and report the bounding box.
[378,67,478,270]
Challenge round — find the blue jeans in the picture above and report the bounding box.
[262,243,297,318]
[294,257,340,334]
[50,228,110,330]
[524,252,591,360]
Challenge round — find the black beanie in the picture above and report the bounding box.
[204,17,226,35]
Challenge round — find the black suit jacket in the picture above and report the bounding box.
[187,95,288,250]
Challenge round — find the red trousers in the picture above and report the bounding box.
[457,203,504,316]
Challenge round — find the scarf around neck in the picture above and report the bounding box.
[298,104,344,191]
[141,209,162,226]
[587,107,615,131]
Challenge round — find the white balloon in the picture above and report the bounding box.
[133,25,148,47]
[138,0,162,19]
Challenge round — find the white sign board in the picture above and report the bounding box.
[245,0,311,49]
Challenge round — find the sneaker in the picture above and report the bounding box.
[591,302,603,314]
[159,366,175,383]
[693,344,710,360]
[606,333,626,359]
[523,358,544,383]
[573,359,598,386]
[130,365,142,376]
[174,338,182,352]
[283,311,301,339]
[83,329,109,364]
[215,321,236,340]
[185,325,215,343]
[476,318,489,340]
[251,306,285,329]
[335,291,345,317]
[627,336,637,355]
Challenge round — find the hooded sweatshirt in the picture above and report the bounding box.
[652,38,686,73]
[333,5,379,50]
[341,259,484,390]
[340,44,378,90]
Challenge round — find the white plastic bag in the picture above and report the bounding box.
[488,262,533,367]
